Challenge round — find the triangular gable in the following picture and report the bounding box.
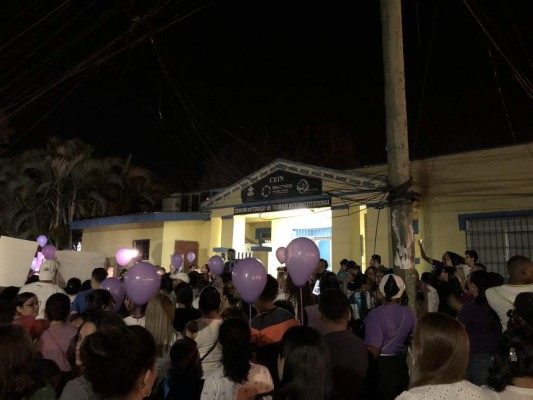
[201,158,388,210]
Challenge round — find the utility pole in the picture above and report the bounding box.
[380,0,417,315]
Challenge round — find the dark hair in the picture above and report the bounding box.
[0,324,47,399]
[319,259,328,269]
[198,286,221,313]
[371,254,381,264]
[319,272,340,292]
[420,272,432,285]
[259,275,279,303]
[65,278,82,295]
[174,282,194,308]
[160,273,173,294]
[80,280,92,291]
[82,325,156,399]
[13,292,37,310]
[45,293,71,322]
[488,325,533,392]
[340,259,348,266]
[221,306,248,321]
[169,337,202,376]
[24,275,39,285]
[346,260,358,270]
[383,275,400,302]
[219,318,251,384]
[469,270,501,331]
[465,250,479,262]
[512,292,533,328]
[188,271,200,289]
[487,272,504,288]
[273,300,295,317]
[319,289,350,321]
[91,268,108,284]
[445,252,465,267]
[411,313,469,388]
[222,281,241,306]
[86,289,114,311]
[276,326,334,400]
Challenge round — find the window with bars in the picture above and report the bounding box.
[465,216,533,277]
[293,227,332,268]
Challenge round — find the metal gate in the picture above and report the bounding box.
[465,216,533,277]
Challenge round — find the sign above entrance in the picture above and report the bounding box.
[241,171,322,203]
[234,197,331,215]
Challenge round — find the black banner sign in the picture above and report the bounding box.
[234,197,331,215]
[241,171,322,203]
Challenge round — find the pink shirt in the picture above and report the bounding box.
[37,323,78,371]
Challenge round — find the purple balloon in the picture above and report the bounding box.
[124,262,161,306]
[285,237,320,287]
[116,248,133,266]
[208,255,224,275]
[37,235,48,248]
[187,252,196,263]
[276,247,286,264]
[42,244,57,260]
[100,278,126,312]
[171,253,184,269]
[232,258,267,304]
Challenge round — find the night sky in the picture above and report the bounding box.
[1,0,531,191]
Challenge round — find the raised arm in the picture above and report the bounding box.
[418,239,434,265]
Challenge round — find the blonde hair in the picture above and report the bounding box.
[145,293,178,356]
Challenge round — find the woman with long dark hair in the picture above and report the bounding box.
[201,318,273,399]
[265,325,335,400]
[457,270,502,385]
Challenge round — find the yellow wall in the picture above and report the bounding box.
[81,222,164,265]
[331,206,361,272]
[161,221,211,269]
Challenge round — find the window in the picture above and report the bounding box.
[292,227,332,268]
[133,239,150,261]
[465,216,533,277]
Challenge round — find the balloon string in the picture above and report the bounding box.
[300,287,303,325]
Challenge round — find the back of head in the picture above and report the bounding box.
[371,254,381,264]
[145,294,175,350]
[169,337,202,379]
[91,268,108,285]
[420,272,432,285]
[513,292,533,327]
[65,278,82,295]
[219,318,251,384]
[446,252,465,267]
[86,289,114,311]
[319,289,350,321]
[488,324,533,392]
[412,313,469,387]
[469,270,489,296]
[222,281,241,306]
[45,293,71,322]
[174,282,194,308]
[279,326,334,400]
[319,272,340,292]
[0,324,45,398]
[82,325,157,399]
[258,274,279,303]
[507,255,533,283]
[199,286,221,314]
[160,273,173,294]
[379,274,406,302]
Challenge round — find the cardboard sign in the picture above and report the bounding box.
[0,236,37,287]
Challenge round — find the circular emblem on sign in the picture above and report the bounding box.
[261,185,271,198]
[296,179,310,194]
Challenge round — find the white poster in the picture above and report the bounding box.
[56,250,107,284]
[0,236,37,287]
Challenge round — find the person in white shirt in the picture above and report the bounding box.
[201,318,273,400]
[19,260,66,319]
[486,255,533,329]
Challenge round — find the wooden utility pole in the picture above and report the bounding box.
[380,0,417,314]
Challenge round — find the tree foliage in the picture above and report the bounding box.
[0,137,166,249]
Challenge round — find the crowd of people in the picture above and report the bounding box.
[0,245,532,400]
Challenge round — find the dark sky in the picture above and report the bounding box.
[1,0,532,190]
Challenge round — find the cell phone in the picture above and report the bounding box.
[312,279,320,295]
